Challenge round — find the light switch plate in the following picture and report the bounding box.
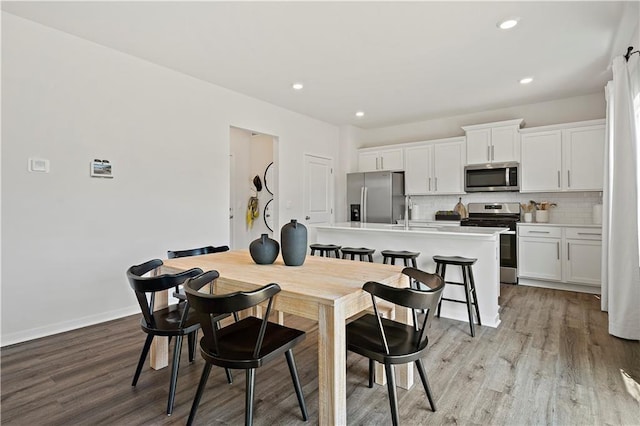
[28,158,50,173]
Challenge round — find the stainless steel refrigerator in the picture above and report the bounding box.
[347,171,405,223]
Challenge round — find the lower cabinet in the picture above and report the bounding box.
[518,225,602,290]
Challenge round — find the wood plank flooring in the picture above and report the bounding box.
[2,284,639,425]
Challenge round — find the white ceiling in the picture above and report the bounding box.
[2,1,635,129]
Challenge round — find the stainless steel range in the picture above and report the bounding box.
[460,202,521,284]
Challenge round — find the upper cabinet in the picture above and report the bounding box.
[404,138,465,195]
[357,147,404,172]
[520,120,605,192]
[462,119,523,165]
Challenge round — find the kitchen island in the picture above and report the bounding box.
[313,222,508,327]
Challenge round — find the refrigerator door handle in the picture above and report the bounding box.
[360,186,366,223]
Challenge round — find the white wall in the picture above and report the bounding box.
[1,13,339,345]
[355,93,606,147]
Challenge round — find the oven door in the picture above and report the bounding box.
[500,231,518,283]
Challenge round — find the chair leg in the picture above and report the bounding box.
[368,359,375,388]
[415,359,437,411]
[225,367,234,384]
[461,266,475,337]
[187,363,212,426]
[167,335,183,415]
[285,349,309,421]
[188,331,195,363]
[132,334,154,386]
[384,364,399,426]
[246,368,256,426]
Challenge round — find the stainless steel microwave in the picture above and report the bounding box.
[464,162,519,192]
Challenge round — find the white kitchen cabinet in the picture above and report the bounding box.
[564,228,602,286]
[404,138,465,195]
[520,120,605,192]
[462,119,523,165]
[518,224,602,290]
[357,147,404,172]
[563,126,605,191]
[518,226,562,281]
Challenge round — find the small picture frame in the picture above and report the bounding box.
[90,159,113,178]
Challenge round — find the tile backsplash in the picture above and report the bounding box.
[409,192,603,225]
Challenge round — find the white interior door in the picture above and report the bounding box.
[303,154,333,225]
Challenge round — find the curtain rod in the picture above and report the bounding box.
[624,46,639,62]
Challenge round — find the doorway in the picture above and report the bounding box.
[229,127,278,250]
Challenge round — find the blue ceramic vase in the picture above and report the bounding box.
[249,234,280,265]
[280,219,307,266]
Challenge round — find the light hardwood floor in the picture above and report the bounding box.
[2,284,639,425]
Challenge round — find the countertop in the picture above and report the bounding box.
[314,222,509,237]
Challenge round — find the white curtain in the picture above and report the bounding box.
[602,55,640,340]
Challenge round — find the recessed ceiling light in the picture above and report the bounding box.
[292,82,304,90]
[520,77,533,85]
[497,18,519,30]
[355,111,365,118]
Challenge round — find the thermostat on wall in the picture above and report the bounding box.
[28,158,50,173]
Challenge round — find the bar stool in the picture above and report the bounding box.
[381,250,420,267]
[341,247,375,262]
[433,255,481,337]
[309,243,341,258]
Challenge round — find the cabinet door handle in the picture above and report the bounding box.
[376,157,380,170]
[428,177,431,191]
[567,242,570,260]
[529,230,550,234]
[567,170,571,187]
[557,170,561,188]
[578,232,602,236]
[435,177,438,191]
[381,157,384,170]
[557,242,560,260]
[487,146,491,161]
[491,145,495,161]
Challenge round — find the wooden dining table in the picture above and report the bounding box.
[156,249,414,425]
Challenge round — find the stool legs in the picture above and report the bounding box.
[461,266,475,337]
[435,262,480,337]
[468,265,481,326]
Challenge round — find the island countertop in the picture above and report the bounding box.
[314,222,509,239]
[313,221,505,328]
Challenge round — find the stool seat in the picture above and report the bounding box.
[381,250,420,268]
[432,255,477,266]
[433,254,481,337]
[310,244,341,258]
[341,247,375,262]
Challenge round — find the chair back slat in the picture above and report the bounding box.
[370,294,391,354]
[167,245,229,259]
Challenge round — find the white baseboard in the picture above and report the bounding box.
[518,278,601,294]
[1,305,140,347]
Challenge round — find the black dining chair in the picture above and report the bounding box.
[126,259,204,415]
[346,267,445,426]
[184,271,308,426]
[167,244,230,300]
